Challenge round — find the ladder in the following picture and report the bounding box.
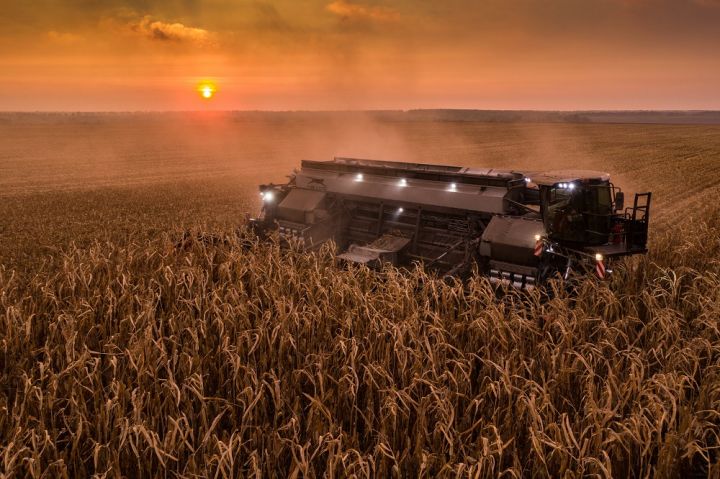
[627,192,652,251]
[632,192,652,223]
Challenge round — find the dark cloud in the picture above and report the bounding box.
[251,2,291,31]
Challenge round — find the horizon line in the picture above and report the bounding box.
[2,108,720,114]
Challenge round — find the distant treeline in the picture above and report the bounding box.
[2,110,720,125]
[399,109,720,124]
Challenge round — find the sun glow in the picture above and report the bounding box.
[197,82,217,100]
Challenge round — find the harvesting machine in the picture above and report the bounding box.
[250,157,651,287]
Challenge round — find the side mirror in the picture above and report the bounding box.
[615,191,624,212]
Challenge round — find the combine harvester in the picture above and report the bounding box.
[250,158,651,287]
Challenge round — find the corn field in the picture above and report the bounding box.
[2,115,720,477]
[2,209,719,477]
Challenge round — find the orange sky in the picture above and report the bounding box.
[2,0,720,111]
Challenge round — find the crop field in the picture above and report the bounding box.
[1,113,720,477]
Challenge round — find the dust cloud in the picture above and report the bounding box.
[0,112,695,210]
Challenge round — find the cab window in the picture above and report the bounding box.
[549,187,572,207]
[589,183,612,215]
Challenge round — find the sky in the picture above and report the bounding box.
[1,0,720,111]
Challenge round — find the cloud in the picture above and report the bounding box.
[128,16,218,46]
[47,30,84,45]
[612,0,720,6]
[692,0,720,6]
[326,0,400,22]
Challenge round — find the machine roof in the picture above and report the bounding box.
[303,158,524,186]
[333,157,463,174]
[529,170,610,186]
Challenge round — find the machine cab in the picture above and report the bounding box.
[533,170,618,246]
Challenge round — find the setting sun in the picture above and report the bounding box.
[197,82,216,100]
